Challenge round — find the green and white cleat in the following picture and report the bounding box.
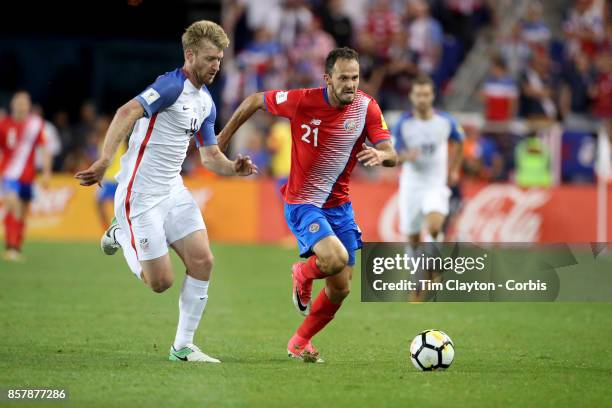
[169,344,221,363]
[100,218,121,255]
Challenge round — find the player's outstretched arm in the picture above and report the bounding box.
[217,92,265,152]
[448,139,463,186]
[356,141,398,167]
[75,100,144,186]
[199,145,258,177]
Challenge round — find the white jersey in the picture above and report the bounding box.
[393,110,463,189]
[116,68,217,195]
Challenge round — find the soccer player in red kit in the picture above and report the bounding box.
[218,47,397,361]
[0,91,51,261]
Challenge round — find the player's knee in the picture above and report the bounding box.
[191,252,214,274]
[320,249,348,275]
[149,276,173,293]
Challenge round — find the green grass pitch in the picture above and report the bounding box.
[1,242,611,407]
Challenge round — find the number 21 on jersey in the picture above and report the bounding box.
[301,124,319,147]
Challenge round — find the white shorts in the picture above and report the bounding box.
[114,185,206,261]
[399,185,451,235]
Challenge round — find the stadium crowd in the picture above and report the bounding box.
[0,0,610,185]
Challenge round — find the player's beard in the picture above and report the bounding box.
[332,86,356,106]
[202,70,217,85]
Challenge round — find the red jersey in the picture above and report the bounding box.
[264,87,391,208]
[0,115,45,183]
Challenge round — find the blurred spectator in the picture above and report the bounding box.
[320,0,353,48]
[520,1,551,47]
[515,136,553,187]
[480,55,518,122]
[237,28,284,90]
[277,0,313,50]
[406,0,444,75]
[71,101,98,154]
[560,53,597,128]
[63,101,98,173]
[224,0,283,53]
[592,51,612,124]
[436,0,491,57]
[363,0,400,58]
[462,124,504,180]
[237,127,270,177]
[52,111,72,170]
[353,32,387,100]
[381,31,419,109]
[31,104,62,171]
[289,17,336,88]
[563,0,606,58]
[499,23,532,79]
[519,50,559,122]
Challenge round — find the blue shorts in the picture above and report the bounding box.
[284,202,362,266]
[3,179,33,202]
[97,181,118,202]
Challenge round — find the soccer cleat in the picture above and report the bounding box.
[292,262,312,316]
[287,334,324,363]
[2,249,24,262]
[169,343,221,363]
[100,218,121,255]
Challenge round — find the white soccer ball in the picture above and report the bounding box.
[410,329,455,371]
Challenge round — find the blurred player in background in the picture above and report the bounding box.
[218,47,397,362]
[75,21,257,363]
[393,75,463,301]
[0,91,52,261]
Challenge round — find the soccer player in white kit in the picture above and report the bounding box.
[75,21,257,363]
[394,74,463,245]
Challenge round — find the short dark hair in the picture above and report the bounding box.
[325,47,359,75]
[412,74,435,89]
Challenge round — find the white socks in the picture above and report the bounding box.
[173,274,209,350]
[115,227,143,280]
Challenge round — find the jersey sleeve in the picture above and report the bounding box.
[364,98,391,145]
[446,113,465,142]
[135,74,183,118]
[195,103,217,148]
[392,115,407,152]
[35,122,47,147]
[263,89,303,119]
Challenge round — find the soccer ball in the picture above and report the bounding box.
[410,329,455,371]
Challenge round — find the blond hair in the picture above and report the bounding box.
[182,20,229,53]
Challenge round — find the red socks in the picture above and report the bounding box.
[298,255,327,281]
[296,288,342,340]
[15,219,25,250]
[3,213,24,251]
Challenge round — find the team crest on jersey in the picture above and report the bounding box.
[139,238,150,252]
[343,119,358,132]
[309,223,320,233]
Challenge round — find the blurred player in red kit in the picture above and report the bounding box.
[0,91,52,261]
[218,47,398,361]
